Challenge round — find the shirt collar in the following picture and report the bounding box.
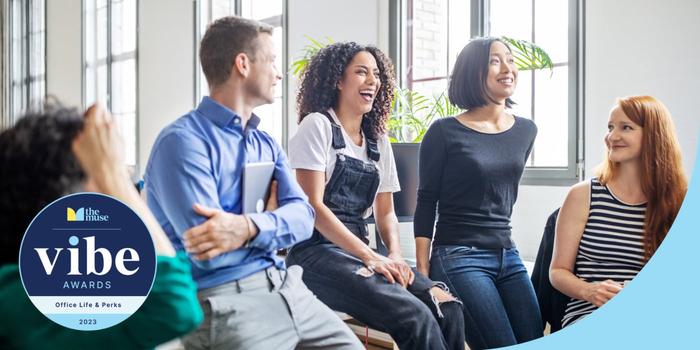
[196,96,261,130]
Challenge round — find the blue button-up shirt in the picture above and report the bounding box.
[144,97,315,289]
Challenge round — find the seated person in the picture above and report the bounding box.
[0,103,203,349]
[413,37,541,349]
[287,42,465,350]
[550,95,687,327]
[144,16,361,350]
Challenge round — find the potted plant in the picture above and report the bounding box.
[388,88,464,218]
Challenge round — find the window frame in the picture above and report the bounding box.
[81,0,140,170]
[391,0,584,186]
[193,0,289,149]
[2,0,46,128]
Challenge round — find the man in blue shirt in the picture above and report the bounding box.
[145,16,361,350]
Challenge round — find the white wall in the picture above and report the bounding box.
[46,0,82,107]
[511,0,700,262]
[286,0,384,136]
[137,0,195,172]
[584,0,699,177]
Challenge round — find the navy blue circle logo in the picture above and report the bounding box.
[19,193,156,331]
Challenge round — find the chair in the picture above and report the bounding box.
[530,208,570,333]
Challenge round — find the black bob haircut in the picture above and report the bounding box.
[448,37,515,110]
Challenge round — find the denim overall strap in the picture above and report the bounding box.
[309,111,381,244]
[360,117,381,162]
[320,110,380,161]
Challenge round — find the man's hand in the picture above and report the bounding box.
[388,252,415,286]
[184,204,257,260]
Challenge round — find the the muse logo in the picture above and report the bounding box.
[67,207,109,222]
[20,193,156,331]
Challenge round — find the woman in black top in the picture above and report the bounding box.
[414,37,543,349]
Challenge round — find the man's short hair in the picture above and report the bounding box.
[199,16,274,88]
[0,105,85,265]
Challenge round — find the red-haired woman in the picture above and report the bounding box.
[550,95,687,327]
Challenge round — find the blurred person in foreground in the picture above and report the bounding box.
[0,103,203,349]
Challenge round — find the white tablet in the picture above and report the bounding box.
[242,161,275,214]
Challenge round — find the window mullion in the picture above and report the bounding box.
[406,0,413,89]
[472,0,486,37]
[445,0,450,77]
[234,0,241,16]
[106,0,113,111]
[23,0,30,109]
[530,0,536,166]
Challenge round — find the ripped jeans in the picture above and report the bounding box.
[287,242,465,350]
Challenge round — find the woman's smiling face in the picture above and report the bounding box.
[336,51,381,115]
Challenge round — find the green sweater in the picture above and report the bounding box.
[0,253,203,350]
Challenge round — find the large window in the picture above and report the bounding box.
[396,0,582,184]
[83,0,138,167]
[400,0,470,98]
[2,0,45,128]
[195,0,287,146]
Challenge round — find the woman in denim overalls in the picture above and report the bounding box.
[286,42,465,350]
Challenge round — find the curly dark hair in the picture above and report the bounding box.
[0,105,85,266]
[297,42,396,139]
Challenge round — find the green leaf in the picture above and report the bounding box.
[289,36,334,79]
[500,36,554,75]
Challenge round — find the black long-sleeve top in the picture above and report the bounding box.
[413,116,537,249]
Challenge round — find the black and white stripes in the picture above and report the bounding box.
[561,178,646,327]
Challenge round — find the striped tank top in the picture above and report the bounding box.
[561,178,647,327]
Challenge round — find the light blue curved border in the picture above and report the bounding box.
[510,140,700,349]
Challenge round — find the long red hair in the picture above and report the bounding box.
[596,95,687,261]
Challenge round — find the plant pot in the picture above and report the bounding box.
[391,142,420,221]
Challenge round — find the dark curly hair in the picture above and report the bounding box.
[297,42,396,139]
[0,105,85,265]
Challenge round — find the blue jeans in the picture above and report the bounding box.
[430,245,543,350]
[287,242,466,350]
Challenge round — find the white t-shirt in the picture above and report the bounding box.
[289,109,401,218]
